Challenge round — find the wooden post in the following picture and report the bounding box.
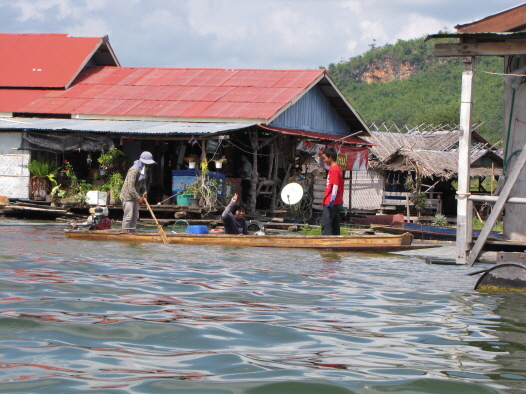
[248,129,259,213]
[456,57,475,264]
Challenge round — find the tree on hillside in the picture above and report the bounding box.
[327,36,504,143]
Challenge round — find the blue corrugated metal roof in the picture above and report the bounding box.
[0,117,255,135]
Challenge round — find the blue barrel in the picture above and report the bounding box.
[186,225,209,234]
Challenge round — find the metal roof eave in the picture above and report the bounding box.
[0,117,256,136]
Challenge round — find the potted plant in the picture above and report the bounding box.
[102,172,124,205]
[27,160,60,201]
[98,148,125,176]
[214,155,227,169]
[51,185,66,206]
[183,182,201,206]
[184,154,199,169]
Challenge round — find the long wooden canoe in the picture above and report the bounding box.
[63,229,436,252]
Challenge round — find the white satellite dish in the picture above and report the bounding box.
[281,182,303,205]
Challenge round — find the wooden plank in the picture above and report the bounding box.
[435,42,526,57]
[467,141,526,266]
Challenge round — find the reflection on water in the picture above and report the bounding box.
[0,220,524,393]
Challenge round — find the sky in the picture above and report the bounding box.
[1,0,523,70]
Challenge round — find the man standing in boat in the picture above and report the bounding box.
[120,151,157,232]
[321,147,344,235]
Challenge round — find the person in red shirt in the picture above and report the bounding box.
[321,147,344,235]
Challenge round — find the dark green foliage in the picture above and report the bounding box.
[327,36,504,143]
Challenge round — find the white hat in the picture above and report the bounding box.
[139,151,156,165]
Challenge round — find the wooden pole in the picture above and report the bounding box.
[144,199,169,244]
[456,56,474,264]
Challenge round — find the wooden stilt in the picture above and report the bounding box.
[456,57,474,264]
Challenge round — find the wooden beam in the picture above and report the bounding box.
[467,141,526,266]
[456,57,474,265]
[435,42,526,57]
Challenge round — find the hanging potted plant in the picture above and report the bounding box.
[27,160,60,201]
[184,154,199,169]
[98,148,125,176]
[214,155,227,169]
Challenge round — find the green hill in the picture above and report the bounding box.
[326,36,504,143]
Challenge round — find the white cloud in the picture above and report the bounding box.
[397,13,444,40]
[68,18,111,38]
[14,0,75,21]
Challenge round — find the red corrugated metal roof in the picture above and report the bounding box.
[0,33,104,88]
[259,125,374,146]
[2,66,325,121]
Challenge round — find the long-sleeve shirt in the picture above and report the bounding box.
[120,166,146,202]
[222,201,248,235]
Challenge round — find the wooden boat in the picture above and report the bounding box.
[373,222,503,241]
[63,229,436,252]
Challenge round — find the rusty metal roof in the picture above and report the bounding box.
[0,33,119,89]
[4,66,325,121]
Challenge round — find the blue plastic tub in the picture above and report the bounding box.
[186,225,209,234]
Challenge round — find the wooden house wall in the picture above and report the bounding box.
[270,84,350,135]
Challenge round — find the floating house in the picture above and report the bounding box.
[0,33,372,215]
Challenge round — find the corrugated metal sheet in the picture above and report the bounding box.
[270,85,352,135]
[0,61,370,136]
[0,117,255,135]
[0,33,104,88]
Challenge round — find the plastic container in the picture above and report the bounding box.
[186,225,209,234]
[176,194,193,206]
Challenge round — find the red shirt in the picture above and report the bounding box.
[323,164,344,206]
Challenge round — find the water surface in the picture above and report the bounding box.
[1,220,525,393]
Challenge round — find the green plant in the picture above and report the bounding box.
[103,172,124,200]
[184,182,201,196]
[27,159,60,198]
[69,180,92,205]
[98,148,125,170]
[414,192,428,213]
[27,160,60,178]
[300,225,322,235]
[431,213,448,227]
[215,155,227,163]
[63,160,78,186]
[51,185,66,198]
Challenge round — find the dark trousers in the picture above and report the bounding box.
[241,179,251,203]
[321,204,342,235]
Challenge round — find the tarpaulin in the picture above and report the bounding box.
[20,131,114,153]
[296,138,368,171]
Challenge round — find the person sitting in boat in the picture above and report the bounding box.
[120,151,156,233]
[222,193,249,235]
